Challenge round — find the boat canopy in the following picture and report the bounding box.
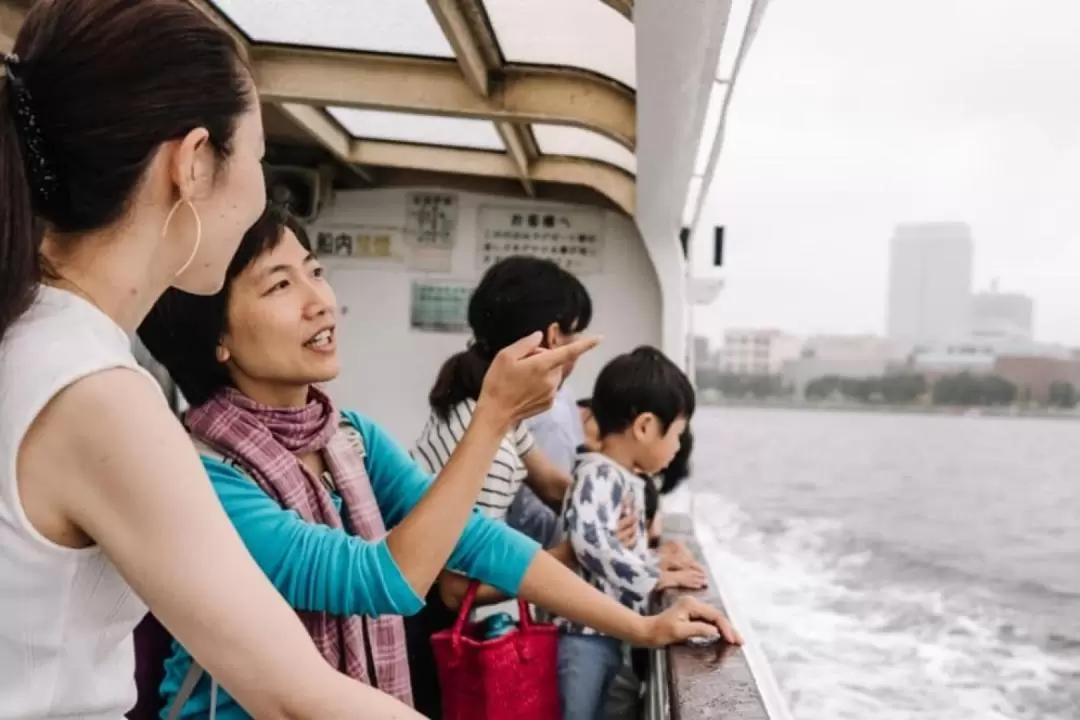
[0,0,768,364]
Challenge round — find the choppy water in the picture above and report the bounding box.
[689,407,1080,720]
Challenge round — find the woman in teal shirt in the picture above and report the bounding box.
[138,203,738,718]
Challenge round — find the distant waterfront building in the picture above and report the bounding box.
[782,334,903,397]
[909,342,998,377]
[970,280,1034,341]
[886,222,974,349]
[908,337,1078,402]
[720,328,802,376]
[994,355,1080,404]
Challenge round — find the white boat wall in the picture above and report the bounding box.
[2,0,791,715]
[318,188,661,442]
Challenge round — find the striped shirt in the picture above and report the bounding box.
[411,399,535,520]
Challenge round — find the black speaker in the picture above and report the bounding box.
[713,226,724,267]
[679,227,690,259]
[265,165,321,222]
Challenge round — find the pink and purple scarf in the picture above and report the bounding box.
[185,386,414,706]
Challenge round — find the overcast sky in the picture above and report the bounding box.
[691,0,1080,346]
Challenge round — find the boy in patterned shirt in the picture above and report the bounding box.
[555,347,708,719]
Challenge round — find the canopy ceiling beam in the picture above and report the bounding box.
[274,103,374,184]
[602,0,634,20]
[494,122,536,196]
[426,0,496,96]
[278,103,629,213]
[188,0,247,51]
[252,46,636,151]
[428,0,536,195]
[354,141,634,215]
[344,131,634,216]
[0,0,636,213]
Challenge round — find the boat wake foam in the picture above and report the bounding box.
[686,491,1080,720]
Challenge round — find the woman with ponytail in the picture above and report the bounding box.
[414,257,595,522]
[1,1,438,717]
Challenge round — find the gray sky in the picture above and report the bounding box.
[691,0,1080,346]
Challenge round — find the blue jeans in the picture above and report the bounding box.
[506,485,560,548]
[558,634,624,720]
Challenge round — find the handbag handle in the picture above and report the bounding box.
[451,581,535,645]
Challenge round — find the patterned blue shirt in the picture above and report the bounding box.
[555,452,659,636]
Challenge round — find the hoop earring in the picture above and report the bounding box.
[162,199,203,278]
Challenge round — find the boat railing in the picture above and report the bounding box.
[646,513,793,720]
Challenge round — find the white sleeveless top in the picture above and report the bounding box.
[0,286,153,718]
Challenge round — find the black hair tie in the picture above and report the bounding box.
[4,53,61,210]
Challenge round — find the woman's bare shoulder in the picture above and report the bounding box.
[17,366,191,547]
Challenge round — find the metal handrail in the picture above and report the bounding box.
[645,644,671,720]
[653,513,793,720]
[693,518,794,720]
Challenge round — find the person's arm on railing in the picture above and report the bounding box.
[434,513,641,611]
[435,538,578,611]
[518,554,741,648]
[436,465,739,648]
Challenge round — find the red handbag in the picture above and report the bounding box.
[431,582,561,720]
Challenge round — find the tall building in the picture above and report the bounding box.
[720,329,802,376]
[886,222,974,349]
[970,279,1034,341]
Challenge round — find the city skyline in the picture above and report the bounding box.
[695,234,1052,349]
[689,0,1080,348]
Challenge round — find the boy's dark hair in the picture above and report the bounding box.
[591,346,695,438]
[576,397,592,410]
[659,425,694,495]
[428,256,592,421]
[137,202,311,407]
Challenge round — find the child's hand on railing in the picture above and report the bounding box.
[658,541,703,573]
[656,567,708,592]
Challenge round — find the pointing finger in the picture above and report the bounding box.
[533,335,602,369]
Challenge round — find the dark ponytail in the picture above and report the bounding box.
[428,347,491,422]
[427,256,594,420]
[0,64,43,346]
[0,0,251,347]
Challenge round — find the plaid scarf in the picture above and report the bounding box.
[184,386,414,706]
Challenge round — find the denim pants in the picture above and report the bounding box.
[557,634,624,720]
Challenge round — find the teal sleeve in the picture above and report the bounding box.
[344,410,542,595]
[203,456,425,617]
